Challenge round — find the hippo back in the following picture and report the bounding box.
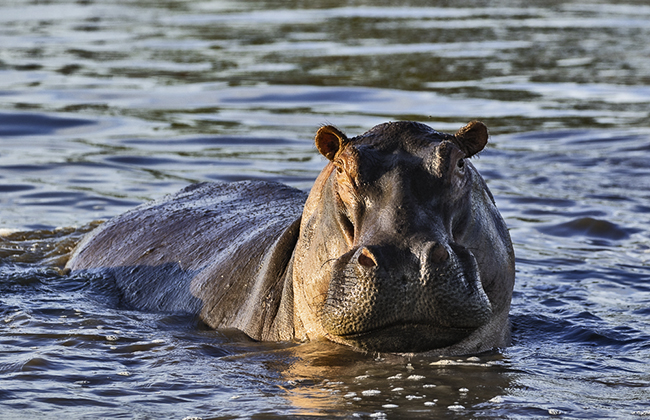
[67,181,306,340]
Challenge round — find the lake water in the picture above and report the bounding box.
[1,0,650,418]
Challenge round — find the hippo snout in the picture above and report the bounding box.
[320,242,492,352]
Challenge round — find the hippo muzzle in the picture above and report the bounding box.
[319,226,494,351]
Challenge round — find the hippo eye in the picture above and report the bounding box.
[457,159,465,169]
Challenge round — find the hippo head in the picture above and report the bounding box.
[292,121,515,354]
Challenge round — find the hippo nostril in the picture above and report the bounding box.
[429,243,449,264]
[357,247,377,268]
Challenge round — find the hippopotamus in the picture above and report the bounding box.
[66,120,515,355]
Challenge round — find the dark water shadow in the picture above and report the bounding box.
[537,217,641,240]
[0,112,95,136]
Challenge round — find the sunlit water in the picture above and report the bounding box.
[1,1,649,418]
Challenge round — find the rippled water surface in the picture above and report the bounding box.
[1,0,649,418]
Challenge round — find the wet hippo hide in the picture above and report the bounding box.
[67,120,515,355]
[68,181,306,341]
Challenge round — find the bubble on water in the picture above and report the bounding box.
[117,371,131,376]
[407,375,425,381]
[182,417,203,420]
[362,389,381,396]
[105,335,118,341]
[369,412,386,419]
[382,404,399,409]
[548,409,563,415]
[424,401,436,406]
[355,374,370,380]
[459,387,469,393]
[423,384,437,388]
[387,373,402,380]
[467,356,481,362]
[405,395,424,400]
[391,387,404,392]
[344,392,357,398]
[448,404,465,411]
[151,339,165,344]
[230,395,241,400]
[632,411,650,416]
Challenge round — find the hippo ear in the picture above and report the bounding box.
[315,125,349,161]
[453,120,488,158]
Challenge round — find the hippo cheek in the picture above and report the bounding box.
[320,245,493,353]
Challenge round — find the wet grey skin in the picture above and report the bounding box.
[66,120,515,356]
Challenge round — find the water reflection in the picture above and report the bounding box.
[243,340,512,419]
[1,1,648,134]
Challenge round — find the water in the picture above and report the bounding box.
[1,0,649,418]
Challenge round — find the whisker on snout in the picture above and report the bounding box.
[320,257,338,270]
